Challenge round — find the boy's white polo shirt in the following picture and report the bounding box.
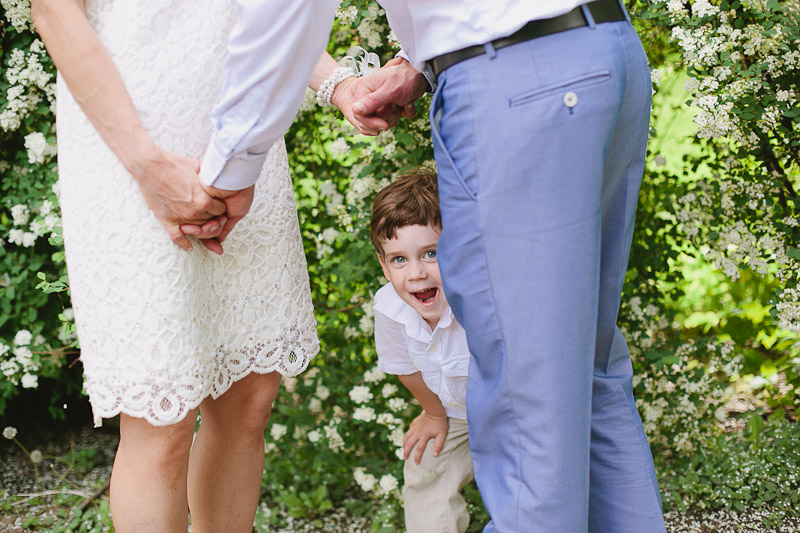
[373,282,470,420]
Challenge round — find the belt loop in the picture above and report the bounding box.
[484,42,497,60]
[581,3,596,28]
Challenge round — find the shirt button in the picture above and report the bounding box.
[428,344,438,352]
[563,91,578,108]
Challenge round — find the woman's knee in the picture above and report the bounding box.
[118,413,196,472]
[200,372,281,433]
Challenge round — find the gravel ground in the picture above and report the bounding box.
[2,423,798,532]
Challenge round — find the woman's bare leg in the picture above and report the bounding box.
[110,411,197,532]
[187,371,282,532]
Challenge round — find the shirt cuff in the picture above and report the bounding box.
[377,360,419,376]
[395,49,435,93]
[199,139,273,191]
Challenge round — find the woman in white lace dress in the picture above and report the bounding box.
[30,0,365,530]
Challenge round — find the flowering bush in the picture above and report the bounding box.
[0,0,74,416]
[1,0,798,526]
[634,0,799,415]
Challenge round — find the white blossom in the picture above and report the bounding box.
[21,232,37,248]
[336,5,359,25]
[378,474,399,494]
[377,413,401,427]
[691,0,719,18]
[3,426,17,440]
[10,204,30,226]
[354,468,377,492]
[270,423,288,440]
[0,0,32,32]
[389,427,405,447]
[307,429,321,443]
[308,397,322,414]
[329,137,350,157]
[349,385,373,404]
[363,365,384,383]
[388,397,407,412]
[13,329,32,346]
[353,406,377,422]
[324,420,344,452]
[24,131,56,164]
[21,373,37,388]
[316,384,330,400]
[650,68,663,87]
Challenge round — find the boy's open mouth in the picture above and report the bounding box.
[412,287,438,304]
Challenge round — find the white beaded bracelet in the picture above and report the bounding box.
[316,67,355,108]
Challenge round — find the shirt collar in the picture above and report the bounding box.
[374,283,454,343]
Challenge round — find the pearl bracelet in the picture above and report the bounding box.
[316,67,355,108]
[317,48,381,108]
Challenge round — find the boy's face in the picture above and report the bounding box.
[377,224,448,330]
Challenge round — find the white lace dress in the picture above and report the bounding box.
[55,0,319,427]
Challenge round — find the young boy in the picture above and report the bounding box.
[370,168,474,533]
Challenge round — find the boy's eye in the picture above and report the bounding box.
[423,250,437,260]
[391,256,407,264]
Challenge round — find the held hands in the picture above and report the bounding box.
[403,411,448,465]
[131,143,253,255]
[180,184,255,254]
[332,57,427,135]
[130,145,227,252]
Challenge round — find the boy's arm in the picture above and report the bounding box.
[398,372,448,464]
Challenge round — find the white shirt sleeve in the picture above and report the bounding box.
[199,0,339,190]
[374,309,419,376]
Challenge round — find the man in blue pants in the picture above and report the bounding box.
[350,2,667,531]
[187,0,669,529]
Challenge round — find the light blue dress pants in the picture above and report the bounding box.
[429,10,667,533]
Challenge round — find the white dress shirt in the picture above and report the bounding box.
[201,0,588,190]
[373,283,470,420]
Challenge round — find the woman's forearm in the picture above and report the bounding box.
[31,0,156,175]
[307,51,341,92]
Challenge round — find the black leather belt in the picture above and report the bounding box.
[429,0,626,78]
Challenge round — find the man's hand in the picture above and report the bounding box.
[332,57,418,135]
[131,147,227,252]
[403,411,448,465]
[180,184,256,254]
[350,57,429,133]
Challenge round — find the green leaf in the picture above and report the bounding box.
[746,413,764,440]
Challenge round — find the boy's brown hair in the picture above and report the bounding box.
[370,168,441,256]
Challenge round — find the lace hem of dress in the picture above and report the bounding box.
[86,335,318,427]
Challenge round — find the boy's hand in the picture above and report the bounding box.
[404,411,448,465]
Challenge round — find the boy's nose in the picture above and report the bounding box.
[408,261,427,279]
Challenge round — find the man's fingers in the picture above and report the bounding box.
[352,85,392,117]
[203,195,228,218]
[401,102,416,119]
[352,111,390,132]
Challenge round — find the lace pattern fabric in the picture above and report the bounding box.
[55,0,319,427]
